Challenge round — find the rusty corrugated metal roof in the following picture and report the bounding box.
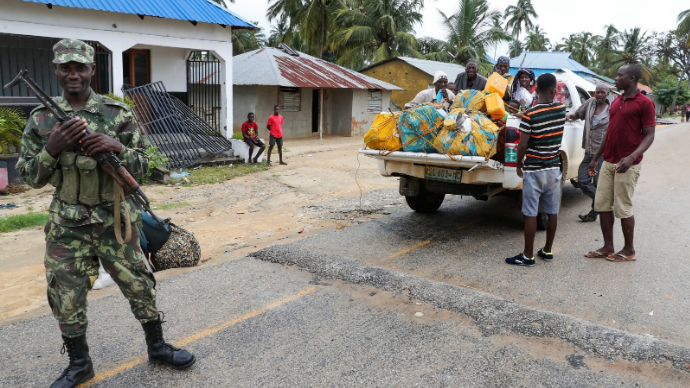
[233,48,402,90]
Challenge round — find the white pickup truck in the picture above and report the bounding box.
[360,75,591,229]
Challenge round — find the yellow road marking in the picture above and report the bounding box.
[82,286,319,386]
[386,240,431,259]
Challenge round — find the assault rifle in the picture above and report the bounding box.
[4,70,168,230]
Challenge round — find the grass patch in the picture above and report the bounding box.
[156,201,191,210]
[171,163,270,185]
[0,213,49,233]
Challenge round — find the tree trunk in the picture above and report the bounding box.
[670,75,684,113]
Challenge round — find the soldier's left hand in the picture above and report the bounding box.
[80,133,123,156]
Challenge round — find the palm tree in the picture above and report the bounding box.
[594,24,619,75]
[571,31,597,67]
[232,21,267,55]
[439,0,509,71]
[504,0,538,44]
[679,9,690,44]
[605,27,652,79]
[508,37,523,57]
[330,0,424,69]
[522,25,550,51]
[267,0,343,59]
[554,34,577,53]
[418,37,453,62]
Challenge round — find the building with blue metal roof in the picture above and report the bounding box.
[509,52,596,78]
[1,0,254,137]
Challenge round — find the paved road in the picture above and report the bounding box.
[1,124,689,387]
[2,258,686,387]
[294,123,690,347]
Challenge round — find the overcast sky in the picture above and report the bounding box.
[228,0,688,58]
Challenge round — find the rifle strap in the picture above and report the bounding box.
[96,96,105,133]
[114,175,132,244]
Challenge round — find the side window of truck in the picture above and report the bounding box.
[576,87,590,105]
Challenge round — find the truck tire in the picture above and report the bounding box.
[405,189,445,213]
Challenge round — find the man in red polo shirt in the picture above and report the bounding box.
[584,64,656,262]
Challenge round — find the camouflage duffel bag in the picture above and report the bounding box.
[151,224,201,270]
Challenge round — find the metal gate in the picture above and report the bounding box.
[0,33,111,100]
[123,81,232,170]
[187,51,222,131]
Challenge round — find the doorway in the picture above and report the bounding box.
[311,89,320,133]
[122,49,150,87]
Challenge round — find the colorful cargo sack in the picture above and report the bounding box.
[435,113,500,158]
[364,113,401,151]
[399,105,445,153]
[449,113,500,158]
[452,89,486,112]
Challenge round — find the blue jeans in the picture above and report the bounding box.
[578,153,604,208]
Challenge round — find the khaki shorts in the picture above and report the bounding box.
[593,161,641,219]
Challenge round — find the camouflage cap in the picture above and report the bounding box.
[52,39,94,64]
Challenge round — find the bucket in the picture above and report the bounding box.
[504,143,518,166]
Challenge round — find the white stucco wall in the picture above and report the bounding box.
[138,46,189,93]
[1,0,235,136]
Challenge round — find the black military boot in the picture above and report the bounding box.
[141,314,196,369]
[50,335,94,388]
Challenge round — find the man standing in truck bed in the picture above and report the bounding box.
[16,39,194,388]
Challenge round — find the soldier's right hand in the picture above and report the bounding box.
[45,117,88,158]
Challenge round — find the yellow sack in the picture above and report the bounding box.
[448,113,500,158]
[452,89,486,112]
[364,113,401,151]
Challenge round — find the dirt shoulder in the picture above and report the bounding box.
[0,135,398,324]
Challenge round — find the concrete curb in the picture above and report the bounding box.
[250,244,690,372]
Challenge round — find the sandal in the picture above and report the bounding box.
[578,211,598,222]
[606,253,636,262]
[584,250,610,258]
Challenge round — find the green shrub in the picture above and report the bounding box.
[232,131,243,140]
[141,145,169,183]
[0,106,25,155]
[104,93,136,110]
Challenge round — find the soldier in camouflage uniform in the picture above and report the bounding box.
[17,39,195,388]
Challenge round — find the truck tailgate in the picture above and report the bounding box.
[359,149,502,169]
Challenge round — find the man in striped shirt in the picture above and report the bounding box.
[506,73,566,266]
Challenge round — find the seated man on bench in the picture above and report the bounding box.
[242,112,265,164]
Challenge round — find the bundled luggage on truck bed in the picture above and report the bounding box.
[360,74,588,230]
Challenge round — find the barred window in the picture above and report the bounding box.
[279,87,301,112]
[367,90,383,113]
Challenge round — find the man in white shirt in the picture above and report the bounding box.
[405,71,456,109]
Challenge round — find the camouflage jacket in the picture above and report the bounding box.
[17,90,148,227]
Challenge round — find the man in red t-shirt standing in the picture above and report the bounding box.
[585,64,656,262]
[241,112,265,164]
[266,105,287,165]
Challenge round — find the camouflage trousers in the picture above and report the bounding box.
[44,221,158,338]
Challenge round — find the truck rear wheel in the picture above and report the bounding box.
[405,190,445,213]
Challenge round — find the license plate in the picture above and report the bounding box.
[424,166,462,183]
